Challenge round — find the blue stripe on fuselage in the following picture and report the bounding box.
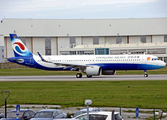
[89,63,164,70]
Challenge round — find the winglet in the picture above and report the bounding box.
[37,52,52,63]
[37,52,45,61]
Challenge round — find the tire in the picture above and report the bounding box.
[87,75,92,78]
[76,73,82,78]
[144,74,148,77]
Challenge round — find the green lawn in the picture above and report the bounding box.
[0,81,167,110]
[0,66,166,76]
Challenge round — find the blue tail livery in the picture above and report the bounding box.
[10,34,32,57]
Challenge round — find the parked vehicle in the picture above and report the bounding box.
[30,109,67,120]
[0,113,4,119]
[73,111,123,120]
[72,107,103,118]
[1,109,35,120]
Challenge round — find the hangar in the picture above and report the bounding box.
[0,18,167,63]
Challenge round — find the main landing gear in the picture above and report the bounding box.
[76,73,82,78]
[144,70,148,77]
[76,73,92,78]
[86,75,92,78]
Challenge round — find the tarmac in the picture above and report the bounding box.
[1,74,167,81]
[0,104,167,120]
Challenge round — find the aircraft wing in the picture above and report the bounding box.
[52,62,87,70]
[52,62,86,67]
[37,52,87,70]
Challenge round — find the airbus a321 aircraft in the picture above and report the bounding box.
[8,34,166,78]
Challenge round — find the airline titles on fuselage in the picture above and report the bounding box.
[36,55,142,63]
[96,55,140,59]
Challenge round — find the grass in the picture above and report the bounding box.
[0,66,166,76]
[0,69,79,76]
[0,81,167,110]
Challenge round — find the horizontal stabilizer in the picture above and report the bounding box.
[8,58,24,63]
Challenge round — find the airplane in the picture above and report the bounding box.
[7,34,166,78]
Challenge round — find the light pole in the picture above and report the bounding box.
[1,91,10,119]
[85,99,92,120]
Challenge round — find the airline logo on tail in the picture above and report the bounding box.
[10,34,32,57]
[13,42,27,54]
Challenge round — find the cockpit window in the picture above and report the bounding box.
[152,58,160,61]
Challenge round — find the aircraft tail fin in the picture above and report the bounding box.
[10,34,32,57]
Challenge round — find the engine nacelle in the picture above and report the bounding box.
[102,70,116,75]
[86,66,101,76]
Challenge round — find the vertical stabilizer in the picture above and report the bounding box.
[10,34,32,57]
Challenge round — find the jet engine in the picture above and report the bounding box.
[102,70,116,75]
[85,66,101,76]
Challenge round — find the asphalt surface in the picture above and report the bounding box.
[0,74,167,81]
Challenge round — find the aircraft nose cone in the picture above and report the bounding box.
[162,61,166,67]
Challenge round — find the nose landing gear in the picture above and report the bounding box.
[144,70,148,77]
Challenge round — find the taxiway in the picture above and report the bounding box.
[0,74,167,81]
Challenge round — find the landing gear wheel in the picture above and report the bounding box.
[87,75,92,78]
[144,74,148,77]
[144,70,148,78]
[76,73,82,78]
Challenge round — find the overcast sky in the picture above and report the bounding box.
[0,0,167,20]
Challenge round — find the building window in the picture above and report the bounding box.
[93,36,99,44]
[164,57,167,63]
[45,37,51,55]
[164,35,167,42]
[77,51,84,55]
[59,51,76,55]
[158,57,163,61]
[148,48,166,54]
[116,36,122,44]
[60,51,70,55]
[141,35,146,43]
[70,37,75,48]
[95,48,109,55]
[20,37,26,45]
[2,49,4,52]
[83,50,94,55]
[129,49,146,54]
[70,51,76,55]
[110,49,127,55]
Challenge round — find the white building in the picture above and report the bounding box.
[0,18,167,63]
